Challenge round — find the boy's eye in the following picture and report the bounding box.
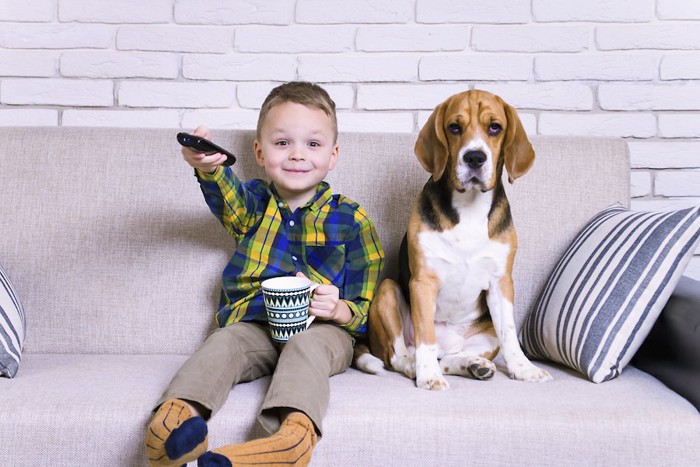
[276,140,289,146]
[308,141,320,147]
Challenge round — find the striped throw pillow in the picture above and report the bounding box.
[1,264,25,378]
[521,205,700,383]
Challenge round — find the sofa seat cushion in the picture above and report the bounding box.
[1,354,698,466]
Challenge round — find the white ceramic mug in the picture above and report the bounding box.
[261,276,319,343]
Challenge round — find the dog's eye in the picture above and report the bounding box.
[488,123,502,136]
[447,123,462,135]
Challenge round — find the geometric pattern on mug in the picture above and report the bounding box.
[269,320,308,343]
[267,310,307,321]
[263,290,310,310]
[262,287,311,343]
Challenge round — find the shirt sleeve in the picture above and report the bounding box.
[338,205,384,337]
[195,167,260,238]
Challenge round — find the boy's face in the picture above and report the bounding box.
[254,101,339,208]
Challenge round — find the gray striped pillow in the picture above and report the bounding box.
[1,264,25,378]
[521,205,700,383]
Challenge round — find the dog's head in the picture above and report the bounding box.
[414,89,534,192]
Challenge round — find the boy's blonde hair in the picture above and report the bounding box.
[256,81,338,142]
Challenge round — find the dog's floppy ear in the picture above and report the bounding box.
[415,101,449,181]
[502,100,535,183]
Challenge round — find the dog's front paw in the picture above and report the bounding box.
[510,362,552,382]
[416,375,450,391]
[416,366,450,390]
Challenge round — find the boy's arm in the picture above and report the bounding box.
[338,206,384,337]
[196,166,258,238]
[182,126,258,237]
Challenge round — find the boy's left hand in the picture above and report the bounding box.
[295,272,351,325]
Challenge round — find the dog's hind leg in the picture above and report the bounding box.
[362,279,416,379]
[440,329,499,381]
[388,289,415,380]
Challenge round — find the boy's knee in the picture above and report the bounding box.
[284,325,353,367]
[208,322,271,352]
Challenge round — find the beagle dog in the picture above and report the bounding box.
[355,90,552,390]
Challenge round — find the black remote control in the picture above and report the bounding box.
[177,132,236,166]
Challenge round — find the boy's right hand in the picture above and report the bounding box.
[181,126,228,174]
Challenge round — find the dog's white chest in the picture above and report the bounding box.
[417,193,509,323]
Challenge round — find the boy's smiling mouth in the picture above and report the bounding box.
[284,167,312,174]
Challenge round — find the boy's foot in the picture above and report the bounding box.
[145,398,209,466]
[197,412,317,467]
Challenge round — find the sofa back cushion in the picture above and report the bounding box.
[0,128,629,354]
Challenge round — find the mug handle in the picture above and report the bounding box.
[306,283,321,329]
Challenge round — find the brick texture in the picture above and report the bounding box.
[0,0,54,22]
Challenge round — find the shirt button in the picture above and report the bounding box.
[289,220,295,226]
[292,256,298,261]
[278,201,284,208]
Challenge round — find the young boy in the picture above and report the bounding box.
[145,82,384,467]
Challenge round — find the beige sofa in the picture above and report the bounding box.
[1,127,698,466]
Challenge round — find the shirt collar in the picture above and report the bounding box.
[270,181,332,212]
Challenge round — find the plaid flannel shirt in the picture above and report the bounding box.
[196,166,384,337]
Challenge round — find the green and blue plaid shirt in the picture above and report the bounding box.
[196,166,384,337]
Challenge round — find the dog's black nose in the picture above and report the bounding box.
[464,151,487,169]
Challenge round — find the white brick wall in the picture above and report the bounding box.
[0,0,54,22]
[533,0,654,22]
[61,52,179,79]
[1,0,699,277]
[59,0,172,23]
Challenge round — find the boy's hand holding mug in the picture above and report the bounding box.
[295,272,352,325]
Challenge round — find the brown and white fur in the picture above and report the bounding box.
[355,90,552,390]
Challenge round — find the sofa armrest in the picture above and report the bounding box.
[632,276,700,411]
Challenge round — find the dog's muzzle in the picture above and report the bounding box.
[464,150,487,169]
[457,150,490,191]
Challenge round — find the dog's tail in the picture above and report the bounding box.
[352,343,386,375]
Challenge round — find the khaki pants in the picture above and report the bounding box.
[157,321,354,436]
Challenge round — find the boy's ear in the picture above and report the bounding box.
[328,144,340,171]
[253,140,265,167]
